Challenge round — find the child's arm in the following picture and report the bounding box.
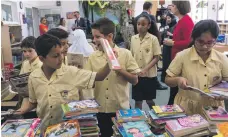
[115,69,138,85]
[95,63,111,81]
[15,99,37,115]
[139,55,159,76]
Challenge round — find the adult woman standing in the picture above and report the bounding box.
[39,17,48,35]
[161,13,177,83]
[165,20,228,115]
[58,18,68,32]
[163,0,194,105]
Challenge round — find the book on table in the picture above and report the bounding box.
[165,114,209,137]
[152,104,185,116]
[116,108,147,123]
[203,106,228,121]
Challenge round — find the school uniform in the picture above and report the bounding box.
[166,47,228,115]
[20,57,42,75]
[85,45,140,137]
[131,33,161,101]
[64,56,68,66]
[28,65,96,131]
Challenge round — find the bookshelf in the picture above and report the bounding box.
[218,23,228,34]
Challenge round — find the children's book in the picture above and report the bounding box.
[152,104,185,116]
[1,118,41,137]
[100,38,121,70]
[67,53,84,68]
[203,106,228,121]
[120,121,153,137]
[44,120,81,137]
[209,81,228,92]
[165,114,209,137]
[148,110,186,120]
[217,122,228,137]
[118,109,144,117]
[61,99,100,116]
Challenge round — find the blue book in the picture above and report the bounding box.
[119,121,153,137]
[148,110,186,120]
[119,108,143,117]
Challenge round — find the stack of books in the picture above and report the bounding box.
[148,104,186,132]
[111,108,154,137]
[1,118,41,137]
[202,106,228,133]
[165,114,210,137]
[61,99,100,137]
[44,120,81,137]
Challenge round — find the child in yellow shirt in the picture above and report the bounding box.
[16,32,111,132]
[131,14,161,109]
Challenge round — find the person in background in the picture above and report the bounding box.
[161,13,177,83]
[72,11,87,32]
[17,36,42,109]
[163,0,194,105]
[47,28,69,65]
[165,19,228,115]
[85,18,140,137]
[134,1,167,90]
[58,18,68,32]
[39,17,48,35]
[131,14,161,109]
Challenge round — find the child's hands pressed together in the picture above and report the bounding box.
[138,68,148,77]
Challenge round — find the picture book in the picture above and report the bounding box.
[203,106,228,121]
[217,122,228,137]
[1,118,41,137]
[100,38,121,70]
[209,81,228,92]
[67,53,84,69]
[9,72,30,95]
[152,104,184,115]
[166,114,209,137]
[118,109,144,118]
[44,120,81,137]
[187,86,219,98]
[121,121,153,137]
[148,110,186,120]
[61,99,100,116]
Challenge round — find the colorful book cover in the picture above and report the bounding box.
[203,106,228,120]
[61,99,100,114]
[217,122,228,137]
[166,114,209,132]
[121,121,153,137]
[118,109,144,118]
[148,110,186,120]
[152,105,184,115]
[44,120,81,137]
[1,119,39,137]
[210,81,228,92]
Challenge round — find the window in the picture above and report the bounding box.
[1,4,13,21]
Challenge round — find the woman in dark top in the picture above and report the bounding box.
[161,13,177,82]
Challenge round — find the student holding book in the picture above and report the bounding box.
[165,20,228,115]
[17,36,42,108]
[131,14,161,109]
[85,18,140,137]
[15,33,111,132]
[47,28,69,65]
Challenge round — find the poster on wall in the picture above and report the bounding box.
[194,0,208,22]
[217,0,225,22]
[66,12,77,19]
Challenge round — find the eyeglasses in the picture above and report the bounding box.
[195,39,216,47]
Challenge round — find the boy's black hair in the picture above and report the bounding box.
[143,2,153,10]
[138,14,161,43]
[35,33,61,58]
[189,19,219,47]
[20,36,36,49]
[91,18,115,36]
[47,28,68,40]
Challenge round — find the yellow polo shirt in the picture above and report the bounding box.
[130,33,161,78]
[85,45,140,113]
[166,47,228,115]
[20,57,42,74]
[28,65,96,131]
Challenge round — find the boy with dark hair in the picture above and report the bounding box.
[16,33,111,132]
[47,28,69,65]
[86,18,140,137]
